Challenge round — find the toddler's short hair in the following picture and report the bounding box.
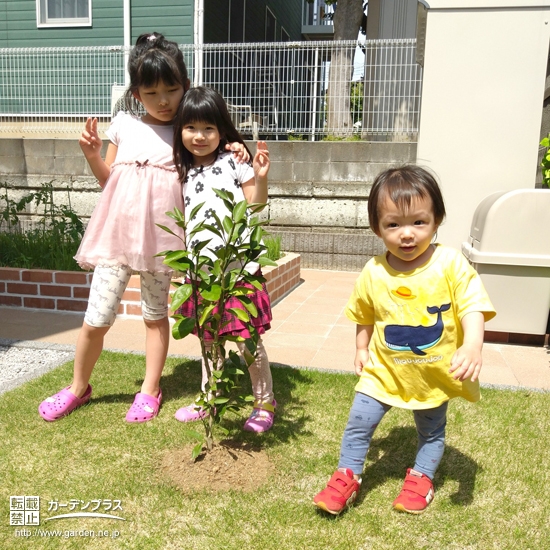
[368,165,446,234]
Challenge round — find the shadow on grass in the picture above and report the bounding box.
[79,355,205,408]
[357,426,480,507]
[217,363,315,448]
[120,355,315,449]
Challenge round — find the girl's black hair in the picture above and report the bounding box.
[173,86,252,183]
[368,165,446,234]
[124,32,189,115]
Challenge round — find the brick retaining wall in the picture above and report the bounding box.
[0,253,300,318]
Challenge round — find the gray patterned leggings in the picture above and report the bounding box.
[84,265,172,327]
[338,392,448,479]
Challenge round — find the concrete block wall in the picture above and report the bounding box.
[0,253,300,318]
[1,139,417,269]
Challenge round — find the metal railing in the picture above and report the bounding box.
[0,39,422,141]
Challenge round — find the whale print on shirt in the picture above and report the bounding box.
[384,303,451,356]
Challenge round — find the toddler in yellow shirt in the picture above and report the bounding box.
[313,165,496,515]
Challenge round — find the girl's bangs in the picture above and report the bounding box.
[139,54,181,88]
[181,102,218,126]
[383,174,428,213]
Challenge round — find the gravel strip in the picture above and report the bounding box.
[0,339,74,395]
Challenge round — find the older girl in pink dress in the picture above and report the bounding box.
[39,33,247,423]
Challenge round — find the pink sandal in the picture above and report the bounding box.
[174,402,209,422]
[243,399,277,433]
[38,385,92,422]
[125,390,162,423]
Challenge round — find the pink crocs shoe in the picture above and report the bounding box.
[38,385,92,422]
[174,402,208,422]
[125,390,162,423]
[243,399,276,433]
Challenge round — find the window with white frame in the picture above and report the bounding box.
[37,0,92,28]
[281,27,290,42]
[265,7,276,41]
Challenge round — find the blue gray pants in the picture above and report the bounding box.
[338,392,448,479]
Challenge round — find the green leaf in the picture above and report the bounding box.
[209,210,225,230]
[228,351,241,367]
[233,200,248,222]
[247,278,263,290]
[245,337,258,356]
[213,397,230,404]
[227,307,250,322]
[172,316,196,340]
[201,224,223,239]
[200,284,222,301]
[222,215,233,235]
[250,225,262,247]
[170,284,193,310]
[164,250,189,263]
[213,188,234,202]
[223,334,244,342]
[155,224,179,237]
[231,287,255,296]
[540,137,550,147]
[163,256,194,271]
[257,255,278,267]
[165,207,186,222]
[237,295,258,317]
[191,442,203,461]
[188,201,206,222]
[199,304,216,326]
[190,238,213,253]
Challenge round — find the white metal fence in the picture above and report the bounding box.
[0,39,422,141]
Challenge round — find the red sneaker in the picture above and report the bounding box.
[392,468,434,514]
[313,469,361,515]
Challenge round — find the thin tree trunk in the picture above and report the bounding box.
[327,0,364,137]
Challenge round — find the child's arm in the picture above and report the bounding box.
[225,142,250,163]
[79,117,117,188]
[242,141,269,210]
[354,324,373,376]
[449,311,485,382]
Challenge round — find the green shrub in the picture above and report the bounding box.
[0,182,84,270]
[263,234,283,261]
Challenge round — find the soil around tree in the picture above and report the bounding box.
[160,440,274,493]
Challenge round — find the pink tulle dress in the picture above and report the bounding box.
[74,113,184,273]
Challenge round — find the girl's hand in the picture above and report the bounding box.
[253,141,270,179]
[449,343,483,382]
[450,311,485,382]
[79,118,103,160]
[354,348,369,376]
[225,142,250,163]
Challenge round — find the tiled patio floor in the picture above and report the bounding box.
[0,269,549,391]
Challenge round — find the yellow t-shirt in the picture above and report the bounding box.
[345,245,496,410]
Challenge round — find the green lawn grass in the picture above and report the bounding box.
[1,352,549,549]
